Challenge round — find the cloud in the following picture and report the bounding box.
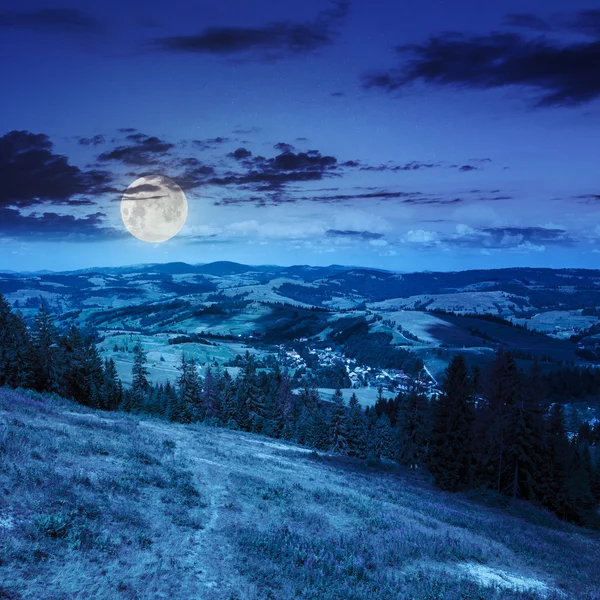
[78,135,105,146]
[98,133,175,166]
[154,0,349,61]
[229,147,252,160]
[209,148,339,195]
[573,193,600,204]
[326,229,385,240]
[274,142,295,153]
[363,16,600,107]
[446,225,574,250]
[0,130,113,208]
[192,137,229,150]
[0,8,104,34]
[504,10,600,38]
[0,207,124,241]
[342,159,480,173]
[405,229,438,244]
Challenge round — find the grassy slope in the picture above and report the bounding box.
[1,389,599,600]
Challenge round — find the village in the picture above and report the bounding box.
[276,342,441,399]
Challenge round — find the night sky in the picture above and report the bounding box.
[1,0,599,272]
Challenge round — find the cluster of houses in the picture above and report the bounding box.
[276,343,440,397]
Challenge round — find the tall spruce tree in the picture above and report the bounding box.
[347,392,367,458]
[328,388,349,454]
[175,354,201,423]
[505,358,549,502]
[202,366,217,422]
[0,297,30,388]
[397,388,429,468]
[477,348,521,494]
[429,355,474,491]
[279,369,296,440]
[29,303,60,393]
[102,358,122,411]
[124,343,149,412]
[372,413,395,460]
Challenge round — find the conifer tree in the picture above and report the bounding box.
[102,358,122,411]
[279,369,296,440]
[175,354,200,423]
[328,388,348,454]
[347,392,367,458]
[505,358,549,502]
[0,294,14,386]
[202,366,217,422]
[0,297,30,388]
[397,388,429,468]
[124,343,149,412]
[219,369,238,428]
[372,413,395,460]
[29,303,60,393]
[477,348,520,493]
[429,355,474,491]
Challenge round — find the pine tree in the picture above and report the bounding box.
[429,355,474,491]
[0,294,14,386]
[219,369,238,428]
[0,297,30,388]
[174,354,201,423]
[476,348,520,493]
[590,449,600,504]
[505,359,549,502]
[328,388,349,454]
[279,369,296,440]
[124,343,149,412]
[102,358,122,411]
[397,388,429,468]
[164,380,179,421]
[29,303,60,393]
[202,366,217,422]
[372,413,395,460]
[347,393,367,458]
[237,357,264,433]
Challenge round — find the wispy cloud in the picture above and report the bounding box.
[363,11,600,107]
[154,1,349,61]
[0,8,104,34]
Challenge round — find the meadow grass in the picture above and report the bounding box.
[1,387,599,599]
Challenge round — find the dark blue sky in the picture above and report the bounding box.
[1,0,599,271]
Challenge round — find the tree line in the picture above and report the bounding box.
[1,294,599,527]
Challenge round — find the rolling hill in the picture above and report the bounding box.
[1,388,599,599]
[2,262,600,384]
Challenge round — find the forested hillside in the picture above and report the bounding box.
[1,294,599,529]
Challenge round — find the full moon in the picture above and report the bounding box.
[120,175,188,243]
